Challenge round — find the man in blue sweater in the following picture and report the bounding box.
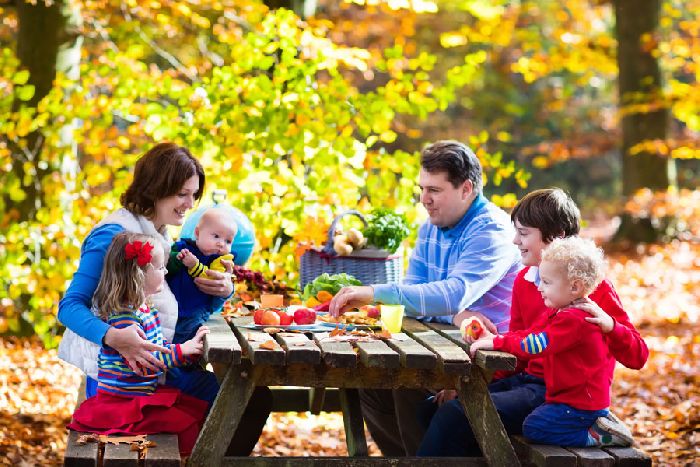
[329,140,521,456]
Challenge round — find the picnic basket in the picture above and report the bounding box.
[299,210,403,288]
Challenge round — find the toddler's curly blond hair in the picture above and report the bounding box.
[541,236,606,295]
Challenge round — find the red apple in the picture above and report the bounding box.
[366,306,380,319]
[293,308,317,325]
[253,308,266,325]
[261,309,281,326]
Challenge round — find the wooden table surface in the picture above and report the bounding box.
[187,313,521,466]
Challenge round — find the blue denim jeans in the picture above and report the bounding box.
[85,365,219,404]
[417,372,546,457]
[523,403,609,447]
[173,309,212,344]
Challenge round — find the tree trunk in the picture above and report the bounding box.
[264,0,317,19]
[614,0,676,242]
[4,0,82,339]
[9,0,82,220]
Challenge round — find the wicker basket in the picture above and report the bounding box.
[299,210,404,288]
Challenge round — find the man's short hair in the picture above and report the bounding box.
[511,188,580,242]
[420,140,483,193]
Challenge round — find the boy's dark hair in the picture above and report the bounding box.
[121,142,205,218]
[511,188,580,242]
[420,140,483,193]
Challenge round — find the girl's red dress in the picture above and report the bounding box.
[68,385,207,456]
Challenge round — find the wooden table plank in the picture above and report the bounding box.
[274,332,321,365]
[231,325,285,365]
[204,313,241,365]
[406,330,471,374]
[383,333,438,369]
[253,364,462,391]
[312,333,358,368]
[423,322,516,371]
[355,340,401,368]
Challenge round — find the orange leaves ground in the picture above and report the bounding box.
[1,239,698,465]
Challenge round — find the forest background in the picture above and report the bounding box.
[0,0,698,465]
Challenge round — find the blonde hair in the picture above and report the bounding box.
[541,236,606,295]
[93,232,159,319]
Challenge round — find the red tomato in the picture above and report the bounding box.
[275,310,292,326]
[293,308,317,325]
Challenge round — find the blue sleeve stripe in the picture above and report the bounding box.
[520,332,549,354]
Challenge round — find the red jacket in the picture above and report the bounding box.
[504,266,648,379]
[494,307,612,410]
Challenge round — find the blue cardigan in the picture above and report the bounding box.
[58,224,227,345]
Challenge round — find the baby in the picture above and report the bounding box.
[167,207,236,343]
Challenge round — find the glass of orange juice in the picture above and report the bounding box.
[380,304,405,333]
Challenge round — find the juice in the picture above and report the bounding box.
[380,304,405,333]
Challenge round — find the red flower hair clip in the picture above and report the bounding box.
[124,240,154,267]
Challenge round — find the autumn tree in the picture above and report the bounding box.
[0,1,503,344]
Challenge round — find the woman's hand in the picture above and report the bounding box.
[571,297,614,333]
[104,325,169,375]
[469,336,495,358]
[329,286,374,318]
[194,259,234,297]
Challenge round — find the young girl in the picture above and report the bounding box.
[67,232,210,457]
[470,236,632,447]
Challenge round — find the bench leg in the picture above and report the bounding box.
[187,365,257,466]
[457,369,521,467]
[339,388,368,457]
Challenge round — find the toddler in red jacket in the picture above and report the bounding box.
[470,236,634,447]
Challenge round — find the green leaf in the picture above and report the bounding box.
[13,70,30,85]
[16,85,35,101]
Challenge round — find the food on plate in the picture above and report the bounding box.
[317,310,379,326]
[275,309,293,326]
[293,307,317,325]
[302,273,362,304]
[253,308,266,325]
[260,309,281,326]
[360,305,380,319]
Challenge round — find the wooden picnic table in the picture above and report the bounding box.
[187,313,520,466]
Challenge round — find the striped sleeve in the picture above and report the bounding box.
[140,306,187,368]
[187,260,209,278]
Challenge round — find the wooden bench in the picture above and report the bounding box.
[64,379,182,466]
[64,431,180,466]
[511,435,652,467]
